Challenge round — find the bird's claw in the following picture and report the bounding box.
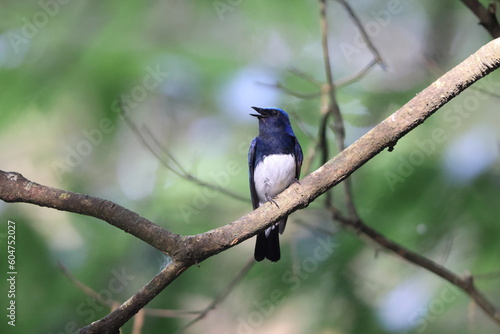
[267,196,280,208]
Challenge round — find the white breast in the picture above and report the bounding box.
[254,154,296,206]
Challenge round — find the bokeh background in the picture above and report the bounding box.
[1,1,500,333]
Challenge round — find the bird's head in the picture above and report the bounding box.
[250,106,295,136]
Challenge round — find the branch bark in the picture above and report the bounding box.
[80,260,187,334]
[0,171,180,253]
[334,212,500,325]
[1,38,499,333]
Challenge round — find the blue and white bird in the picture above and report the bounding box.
[248,106,303,262]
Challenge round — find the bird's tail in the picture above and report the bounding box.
[254,224,281,262]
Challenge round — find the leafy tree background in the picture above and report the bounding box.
[1,1,500,333]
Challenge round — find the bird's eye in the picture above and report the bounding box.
[272,110,278,116]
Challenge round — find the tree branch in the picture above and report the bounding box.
[334,212,500,325]
[319,0,358,218]
[175,258,255,333]
[0,171,180,253]
[121,107,248,202]
[336,0,385,66]
[1,37,499,333]
[58,262,198,319]
[461,0,500,38]
[80,260,187,334]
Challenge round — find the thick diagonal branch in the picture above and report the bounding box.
[0,171,180,254]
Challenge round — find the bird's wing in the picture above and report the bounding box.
[293,136,303,179]
[248,137,260,209]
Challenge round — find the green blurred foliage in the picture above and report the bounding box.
[0,1,499,334]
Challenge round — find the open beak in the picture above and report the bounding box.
[250,106,268,118]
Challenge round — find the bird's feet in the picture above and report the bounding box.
[266,195,280,208]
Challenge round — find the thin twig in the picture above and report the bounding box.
[132,310,144,334]
[142,125,190,176]
[336,58,381,88]
[120,103,248,202]
[287,67,324,87]
[58,262,198,319]
[319,0,343,147]
[438,233,454,266]
[301,145,316,176]
[175,258,255,334]
[57,261,116,308]
[256,81,322,99]
[319,0,335,209]
[332,211,500,325]
[474,271,500,280]
[336,0,385,66]
[256,67,324,99]
[460,0,500,38]
[318,107,333,208]
[319,0,357,218]
[80,260,188,334]
[120,105,185,179]
[472,86,500,99]
[296,219,339,236]
[288,111,316,141]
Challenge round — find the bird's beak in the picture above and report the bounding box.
[250,106,267,118]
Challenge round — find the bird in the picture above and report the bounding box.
[248,106,303,262]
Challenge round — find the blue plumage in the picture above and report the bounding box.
[248,107,303,262]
